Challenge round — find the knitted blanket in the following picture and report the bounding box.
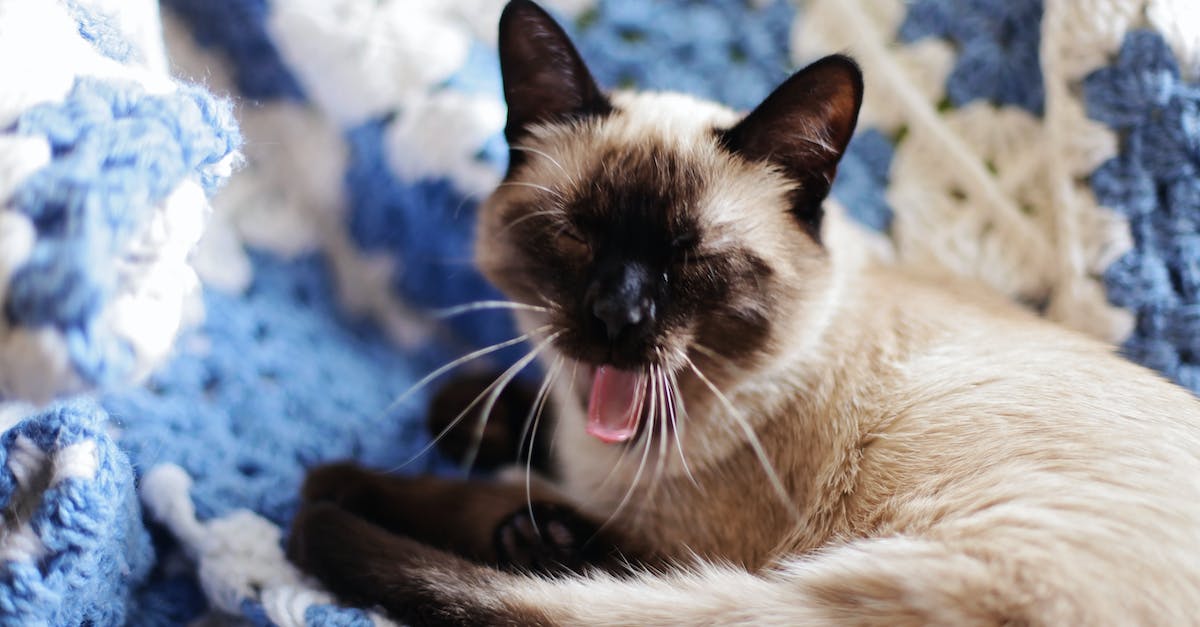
[0,0,1197,624]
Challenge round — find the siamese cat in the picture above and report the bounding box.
[287,1,1200,624]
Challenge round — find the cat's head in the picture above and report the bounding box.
[477,0,862,443]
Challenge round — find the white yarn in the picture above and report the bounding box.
[0,435,98,563]
[5,435,43,489]
[384,90,507,196]
[0,136,50,204]
[85,0,170,73]
[425,0,599,47]
[1147,0,1200,80]
[268,0,471,127]
[0,329,85,404]
[0,438,47,563]
[50,439,98,484]
[793,0,1149,343]
[260,585,339,627]
[161,9,256,293]
[107,182,206,381]
[165,8,346,277]
[164,8,434,350]
[0,0,80,129]
[0,402,33,433]
[0,510,45,564]
[229,105,347,257]
[0,210,35,298]
[0,0,240,405]
[265,0,520,196]
[140,464,395,626]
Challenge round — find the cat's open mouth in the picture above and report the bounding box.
[582,364,679,445]
[586,365,646,443]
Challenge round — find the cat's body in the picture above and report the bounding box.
[287,2,1200,624]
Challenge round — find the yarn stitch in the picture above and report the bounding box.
[1,1,1198,624]
[1086,30,1200,391]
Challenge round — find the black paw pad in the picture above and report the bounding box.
[493,502,611,575]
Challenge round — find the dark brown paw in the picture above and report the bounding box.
[288,502,514,626]
[427,373,548,472]
[300,461,376,508]
[287,502,356,581]
[493,502,618,575]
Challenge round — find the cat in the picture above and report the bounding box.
[286,1,1200,624]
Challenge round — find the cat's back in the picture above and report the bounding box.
[830,266,1200,621]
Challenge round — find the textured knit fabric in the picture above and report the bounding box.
[0,0,1197,624]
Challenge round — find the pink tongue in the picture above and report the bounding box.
[586,366,645,443]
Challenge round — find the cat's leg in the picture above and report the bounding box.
[290,506,1029,627]
[297,463,642,575]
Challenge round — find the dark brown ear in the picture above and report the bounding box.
[719,55,863,238]
[498,0,610,169]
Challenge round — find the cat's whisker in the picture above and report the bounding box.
[547,359,580,462]
[461,331,565,473]
[645,364,672,511]
[496,181,564,200]
[502,209,565,234]
[431,300,550,319]
[685,356,800,522]
[690,342,752,386]
[388,331,560,472]
[639,364,661,507]
[597,375,656,537]
[509,145,571,179]
[521,356,563,536]
[517,356,561,469]
[451,188,488,219]
[667,369,700,488]
[376,325,550,425]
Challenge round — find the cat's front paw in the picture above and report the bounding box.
[300,461,374,506]
[288,502,510,626]
[493,502,618,575]
[287,502,363,591]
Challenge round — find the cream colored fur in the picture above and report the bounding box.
[473,91,1200,626]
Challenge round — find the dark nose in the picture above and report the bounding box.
[590,262,656,341]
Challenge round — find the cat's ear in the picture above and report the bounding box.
[498,0,610,160]
[719,55,863,236]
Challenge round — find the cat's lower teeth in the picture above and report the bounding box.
[586,366,646,443]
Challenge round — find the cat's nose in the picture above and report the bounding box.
[590,262,656,341]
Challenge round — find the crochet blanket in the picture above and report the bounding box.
[0,0,1197,624]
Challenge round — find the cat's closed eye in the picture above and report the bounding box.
[671,232,698,252]
[555,225,590,259]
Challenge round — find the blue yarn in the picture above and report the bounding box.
[343,120,525,368]
[8,2,1197,624]
[241,598,275,626]
[306,604,377,626]
[104,251,466,623]
[62,0,137,63]
[104,252,447,525]
[5,77,239,388]
[0,401,153,626]
[899,0,1045,115]
[833,130,896,233]
[443,41,505,100]
[1085,30,1200,394]
[570,0,795,111]
[126,567,209,625]
[160,0,306,102]
[441,40,512,172]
